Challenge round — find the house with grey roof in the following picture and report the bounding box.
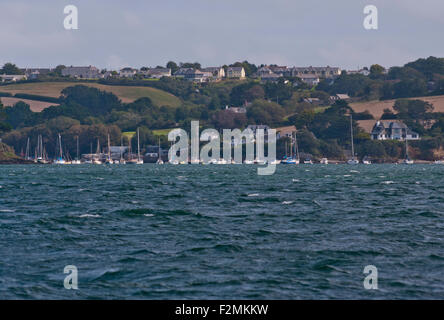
[119,67,138,78]
[371,120,420,141]
[226,67,246,79]
[289,66,342,78]
[173,68,194,78]
[175,69,213,82]
[22,68,53,79]
[141,68,171,79]
[62,66,101,79]
[201,67,225,79]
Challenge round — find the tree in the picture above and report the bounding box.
[54,65,66,76]
[229,61,257,77]
[0,102,12,133]
[264,80,293,104]
[393,99,434,120]
[1,63,23,75]
[246,100,285,127]
[381,108,397,120]
[369,64,386,79]
[405,56,444,79]
[180,62,201,70]
[4,101,35,128]
[166,61,179,73]
[392,79,428,99]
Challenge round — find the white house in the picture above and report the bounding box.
[142,68,171,78]
[201,67,225,79]
[371,120,420,141]
[0,74,27,82]
[298,74,320,86]
[119,67,138,78]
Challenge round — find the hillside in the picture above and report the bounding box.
[350,95,444,119]
[0,97,59,112]
[0,82,181,109]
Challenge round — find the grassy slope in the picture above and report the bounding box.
[0,142,18,161]
[350,95,444,119]
[0,82,181,108]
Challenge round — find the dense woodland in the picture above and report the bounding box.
[2,57,444,161]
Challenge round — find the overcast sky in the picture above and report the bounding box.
[0,0,443,70]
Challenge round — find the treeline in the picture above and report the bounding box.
[318,57,444,101]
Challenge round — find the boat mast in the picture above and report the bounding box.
[76,136,80,161]
[120,136,124,161]
[405,138,409,159]
[290,134,293,158]
[350,114,355,160]
[137,128,141,161]
[107,134,111,161]
[295,131,300,161]
[25,137,30,160]
[158,137,162,161]
[58,134,63,160]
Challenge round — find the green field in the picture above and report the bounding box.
[0,82,181,108]
[152,128,177,136]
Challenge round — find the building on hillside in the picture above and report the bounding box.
[201,67,225,79]
[298,74,320,86]
[260,72,281,83]
[225,106,247,113]
[0,74,27,82]
[303,98,321,105]
[256,66,274,77]
[173,68,194,78]
[332,93,351,101]
[142,68,171,78]
[370,120,420,141]
[119,67,138,78]
[268,66,288,76]
[178,69,213,82]
[22,68,53,79]
[226,67,246,79]
[274,125,297,140]
[61,66,100,79]
[347,68,370,76]
[289,66,342,78]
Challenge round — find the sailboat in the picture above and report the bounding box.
[282,132,300,164]
[156,138,164,164]
[347,114,359,165]
[36,135,48,164]
[72,136,81,164]
[105,134,114,164]
[403,138,414,164]
[93,139,103,164]
[53,134,66,164]
[84,142,93,164]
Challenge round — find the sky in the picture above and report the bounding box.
[0,0,443,70]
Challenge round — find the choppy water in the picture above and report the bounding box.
[0,164,443,299]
